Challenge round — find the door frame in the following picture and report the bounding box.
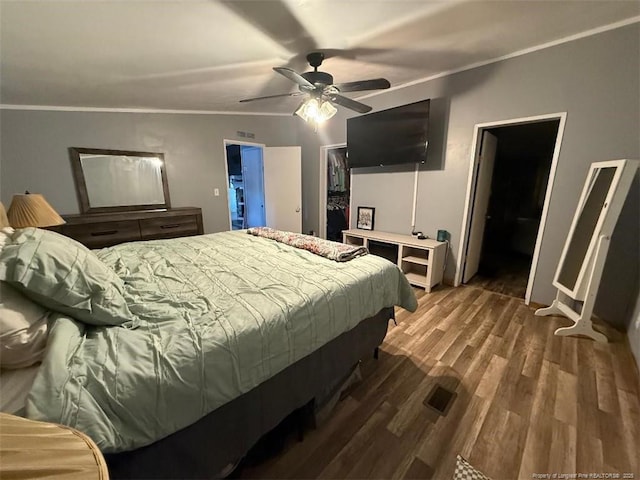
[223,139,266,231]
[454,112,567,305]
[319,142,347,239]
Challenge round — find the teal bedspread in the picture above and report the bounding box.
[25,231,417,453]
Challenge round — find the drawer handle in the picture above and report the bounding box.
[91,230,118,237]
[160,224,181,229]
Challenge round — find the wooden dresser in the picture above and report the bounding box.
[55,207,204,249]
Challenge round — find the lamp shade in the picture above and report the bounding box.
[0,202,9,228]
[295,98,337,125]
[7,194,65,228]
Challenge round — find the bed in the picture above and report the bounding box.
[0,227,417,478]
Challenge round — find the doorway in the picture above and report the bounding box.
[225,142,266,230]
[319,143,350,240]
[458,113,566,302]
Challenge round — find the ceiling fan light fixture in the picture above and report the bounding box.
[294,98,337,125]
[319,100,338,121]
[240,53,389,121]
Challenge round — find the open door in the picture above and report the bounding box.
[264,146,302,233]
[241,146,266,228]
[225,142,267,230]
[463,130,498,282]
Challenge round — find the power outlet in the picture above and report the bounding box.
[214,188,220,196]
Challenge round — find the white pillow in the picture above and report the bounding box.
[0,282,50,369]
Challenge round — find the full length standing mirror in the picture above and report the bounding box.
[70,147,171,213]
[555,166,617,299]
[536,159,638,342]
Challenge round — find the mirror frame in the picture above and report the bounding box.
[69,147,171,214]
[552,160,627,301]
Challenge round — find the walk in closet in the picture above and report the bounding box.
[326,147,350,241]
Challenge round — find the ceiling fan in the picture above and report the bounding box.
[240,52,391,124]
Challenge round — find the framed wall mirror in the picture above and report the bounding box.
[70,147,171,214]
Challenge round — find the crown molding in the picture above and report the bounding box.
[356,15,640,100]
[1,16,638,113]
[0,104,292,116]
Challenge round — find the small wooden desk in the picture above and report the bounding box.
[342,229,447,292]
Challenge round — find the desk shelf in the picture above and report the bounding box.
[404,271,428,288]
[344,235,365,247]
[342,229,446,292]
[402,255,429,266]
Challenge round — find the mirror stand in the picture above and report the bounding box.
[536,158,638,343]
[535,234,610,343]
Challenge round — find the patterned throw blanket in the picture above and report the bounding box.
[247,227,368,262]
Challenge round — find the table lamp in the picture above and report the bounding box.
[0,202,10,228]
[7,193,65,228]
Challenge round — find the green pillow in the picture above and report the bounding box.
[0,228,137,328]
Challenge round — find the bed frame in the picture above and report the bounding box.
[105,307,393,479]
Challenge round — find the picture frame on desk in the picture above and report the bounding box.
[356,207,375,231]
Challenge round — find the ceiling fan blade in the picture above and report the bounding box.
[239,91,305,103]
[326,94,372,114]
[273,67,315,89]
[219,1,317,60]
[333,78,391,93]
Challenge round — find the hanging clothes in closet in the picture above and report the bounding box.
[326,149,350,242]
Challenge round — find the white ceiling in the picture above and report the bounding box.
[1,1,638,114]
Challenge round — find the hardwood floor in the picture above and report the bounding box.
[240,285,640,480]
[466,252,532,299]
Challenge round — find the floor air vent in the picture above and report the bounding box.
[423,384,457,416]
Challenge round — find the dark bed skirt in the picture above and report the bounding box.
[105,307,393,479]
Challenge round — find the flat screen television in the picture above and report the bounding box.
[346,99,430,168]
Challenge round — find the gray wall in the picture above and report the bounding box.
[629,291,640,376]
[0,110,298,233]
[299,24,639,337]
[0,24,637,364]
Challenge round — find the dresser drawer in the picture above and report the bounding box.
[140,215,199,240]
[62,220,141,248]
